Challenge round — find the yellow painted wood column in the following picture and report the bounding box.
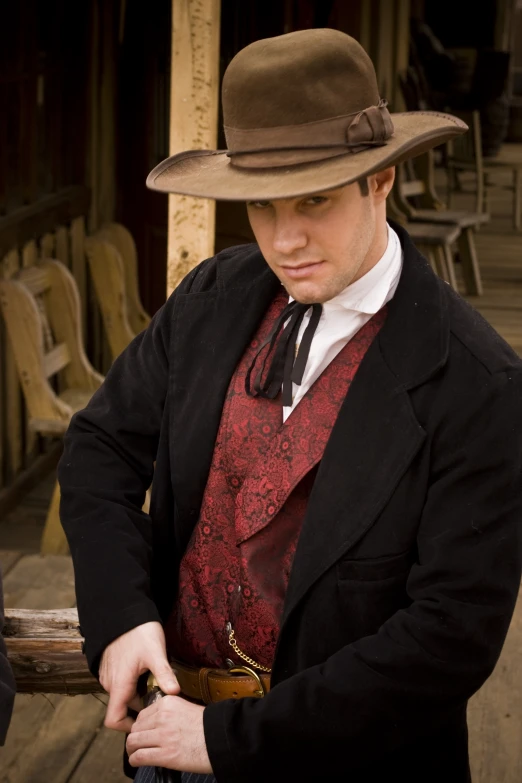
[167,0,222,296]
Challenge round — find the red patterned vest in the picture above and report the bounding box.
[164,290,386,670]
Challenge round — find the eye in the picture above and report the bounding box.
[304,195,328,206]
[247,200,272,209]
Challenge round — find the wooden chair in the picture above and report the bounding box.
[387,189,461,291]
[395,154,487,295]
[85,223,151,362]
[0,260,104,555]
[446,109,522,230]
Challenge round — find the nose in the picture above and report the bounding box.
[272,214,307,256]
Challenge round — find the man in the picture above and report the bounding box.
[59,28,522,783]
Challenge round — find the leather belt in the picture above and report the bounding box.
[166,659,271,705]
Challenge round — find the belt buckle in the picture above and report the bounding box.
[227,664,266,698]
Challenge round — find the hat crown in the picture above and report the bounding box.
[222,28,381,131]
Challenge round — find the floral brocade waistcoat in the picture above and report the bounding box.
[164,290,386,671]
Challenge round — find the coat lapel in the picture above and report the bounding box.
[280,222,450,627]
[281,342,426,627]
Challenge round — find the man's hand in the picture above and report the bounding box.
[126,695,212,773]
[100,621,180,733]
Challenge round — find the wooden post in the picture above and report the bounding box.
[495,0,517,52]
[394,0,411,111]
[359,0,372,53]
[167,0,221,296]
[375,0,395,100]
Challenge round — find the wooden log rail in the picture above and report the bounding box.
[3,608,102,694]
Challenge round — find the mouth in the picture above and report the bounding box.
[280,260,325,279]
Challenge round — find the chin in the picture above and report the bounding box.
[287,285,331,305]
[284,280,321,304]
[288,290,322,305]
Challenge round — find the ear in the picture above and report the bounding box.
[370,167,395,202]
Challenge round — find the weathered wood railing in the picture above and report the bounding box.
[4,608,101,694]
[0,186,111,522]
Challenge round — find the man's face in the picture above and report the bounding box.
[246,168,394,304]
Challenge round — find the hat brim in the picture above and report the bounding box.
[146,112,467,201]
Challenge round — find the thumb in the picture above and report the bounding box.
[150,656,180,696]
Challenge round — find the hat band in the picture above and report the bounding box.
[224,99,394,169]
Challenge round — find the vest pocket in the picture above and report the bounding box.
[337,549,414,582]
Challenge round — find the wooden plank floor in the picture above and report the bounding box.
[1,166,522,780]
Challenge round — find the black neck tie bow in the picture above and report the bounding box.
[245,299,323,407]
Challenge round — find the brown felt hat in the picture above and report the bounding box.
[146,28,467,201]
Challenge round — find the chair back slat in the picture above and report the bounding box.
[401,180,425,198]
[0,260,103,433]
[17,266,52,297]
[43,343,71,379]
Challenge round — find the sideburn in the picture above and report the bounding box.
[358,178,369,197]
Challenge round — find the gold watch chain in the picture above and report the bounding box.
[227,627,272,673]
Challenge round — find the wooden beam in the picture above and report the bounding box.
[4,608,102,694]
[0,186,90,259]
[167,0,221,295]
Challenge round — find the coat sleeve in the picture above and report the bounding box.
[57,270,194,675]
[0,568,16,745]
[203,367,522,781]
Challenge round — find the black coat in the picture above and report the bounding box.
[59,223,522,782]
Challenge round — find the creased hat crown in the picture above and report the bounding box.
[146,27,468,200]
[222,28,381,131]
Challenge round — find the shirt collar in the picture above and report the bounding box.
[289,223,403,316]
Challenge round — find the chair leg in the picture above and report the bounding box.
[446,166,460,207]
[457,227,483,296]
[476,171,486,221]
[446,168,452,208]
[40,479,69,555]
[514,169,522,231]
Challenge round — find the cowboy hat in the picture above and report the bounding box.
[146,28,467,201]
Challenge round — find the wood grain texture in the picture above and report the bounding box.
[2,554,75,609]
[2,692,106,783]
[0,553,106,779]
[6,637,100,694]
[167,0,221,295]
[468,586,522,783]
[68,724,128,783]
[85,235,137,361]
[70,216,87,337]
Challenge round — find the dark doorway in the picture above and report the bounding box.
[116,0,171,315]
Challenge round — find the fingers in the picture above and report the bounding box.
[150,660,180,696]
[126,728,159,755]
[127,748,166,769]
[105,680,139,732]
[130,701,159,732]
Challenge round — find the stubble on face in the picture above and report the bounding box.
[281,202,377,305]
[247,176,391,306]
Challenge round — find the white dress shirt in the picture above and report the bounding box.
[283,223,403,422]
